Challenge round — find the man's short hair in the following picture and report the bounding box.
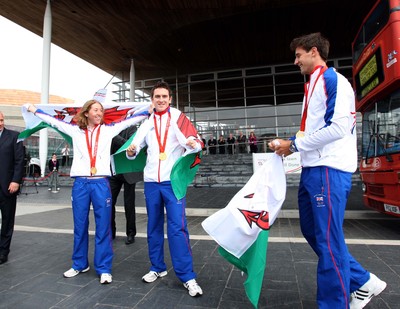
[290,32,330,61]
[151,81,172,98]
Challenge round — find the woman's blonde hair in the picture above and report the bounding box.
[77,100,104,129]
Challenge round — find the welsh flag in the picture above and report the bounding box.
[111,139,202,200]
[202,153,286,308]
[111,109,203,199]
[110,132,148,174]
[18,101,150,143]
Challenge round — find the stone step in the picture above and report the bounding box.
[23,156,362,188]
[193,174,302,187]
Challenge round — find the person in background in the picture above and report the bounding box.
[248,131,258,153]
[25,100,150,284]
[207,135,217,154]
[110,126,143,244]
[48,153,60,191]
[126,81,204,297]
[23,146,31,177]
[0,111,24,265]
[269,32,386,309]
[227,133,235,154]
[218,134,226,154]
[237,131,247,153]
[199,134,207,155]
[61,143,70,167]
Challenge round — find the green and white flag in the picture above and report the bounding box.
[111,142,202,200]
[19,101,150,142]
[202,153,286,308]
[170,152,202,200]
[111,109,203,199]
[110,132,147,175]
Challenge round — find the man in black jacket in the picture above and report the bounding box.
[0,111,24,264]
[110,126,143,244]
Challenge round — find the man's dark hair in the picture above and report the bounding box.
[151,81,172,98]
[290,32,330,61]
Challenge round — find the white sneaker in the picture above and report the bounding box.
[63,266,90,278]
[350,273,387,309]
[100,273,112,284]
[142,270,167,283]
[183,279,203,297]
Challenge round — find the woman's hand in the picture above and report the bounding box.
[148,102,155,114]
[24,103,37,114]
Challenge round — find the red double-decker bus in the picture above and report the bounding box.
[352,0,400,217]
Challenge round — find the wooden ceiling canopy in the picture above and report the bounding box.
[0,0,377,81]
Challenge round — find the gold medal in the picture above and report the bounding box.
[90,167,97,175]
[159,152,167,161]
[296,130,305,138]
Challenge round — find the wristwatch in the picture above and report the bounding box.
[289,140,297,153]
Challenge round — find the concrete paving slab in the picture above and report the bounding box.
[0,183,398,308]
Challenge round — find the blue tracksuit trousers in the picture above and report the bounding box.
[71,177,113,275]
[144,181,196,283]
[298,166,369,309]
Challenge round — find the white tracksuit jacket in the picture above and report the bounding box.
[294,66,358,173]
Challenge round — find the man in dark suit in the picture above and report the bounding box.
[110,125,143,245]
[0,111,24,264]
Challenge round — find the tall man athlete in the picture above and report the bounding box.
[269,33,386,309]
[126,81,204,297]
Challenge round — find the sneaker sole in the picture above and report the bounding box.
[183,282,203,297]
[142,271,167,283]
[351,280,387,309]
[372,281,387,297]
[188,290,203,297]
[100,278,112,284]
[63,266,90,278]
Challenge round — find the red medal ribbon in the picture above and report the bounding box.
[85,125,101,175]
[300,66,327,131]
[153,110,171,159]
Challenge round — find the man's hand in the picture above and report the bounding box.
[126,144,137,157]
[186,139,197,149]
[268,139,292,157]
[8,182,20,194]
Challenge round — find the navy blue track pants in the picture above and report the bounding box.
[298,166,369,309]
[144,181,196,283]
[71,177,113,275]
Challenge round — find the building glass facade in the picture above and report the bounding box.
[112,57,355,150]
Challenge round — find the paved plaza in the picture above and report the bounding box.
[0,184,399,309]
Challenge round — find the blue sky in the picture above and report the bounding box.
[0,16,115,103]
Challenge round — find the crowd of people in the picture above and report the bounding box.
[200,130,259,155]
[0,32,388,307]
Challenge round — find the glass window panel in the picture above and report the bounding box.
[189,82,216,104]
[246,67,271,76]
[361,90,400,158]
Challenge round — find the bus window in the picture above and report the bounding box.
[362,91,400,159]
[353,0,390,63]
